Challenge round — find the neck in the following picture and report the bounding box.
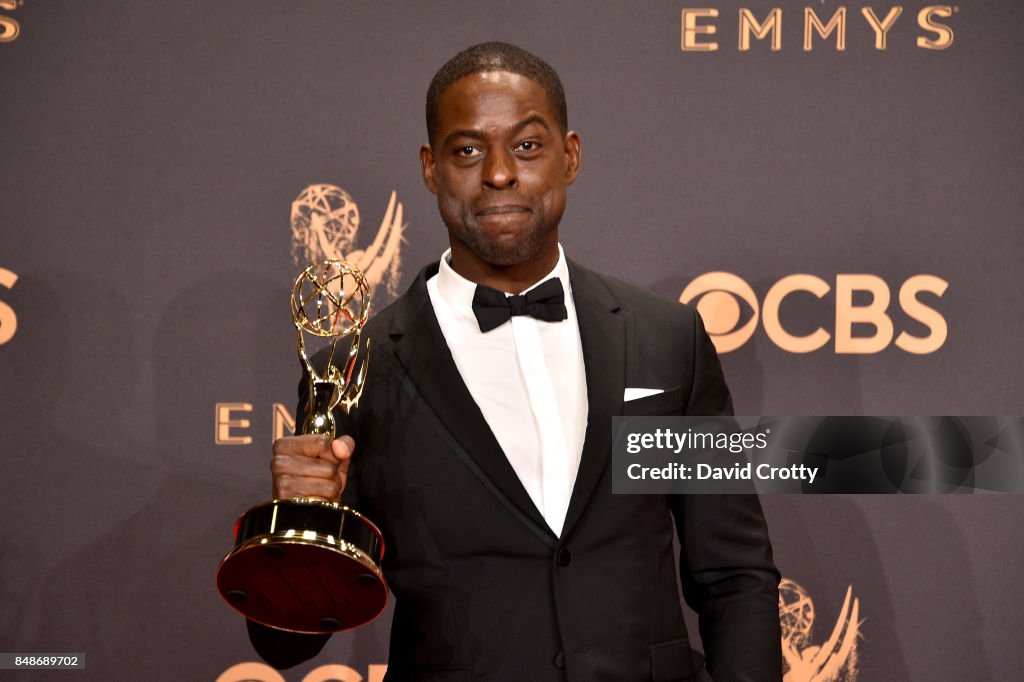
[448,241,560,294]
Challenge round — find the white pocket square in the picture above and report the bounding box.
[624,387,664,402]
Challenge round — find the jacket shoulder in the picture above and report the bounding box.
[360,260,438,343]
[568,260,700,330]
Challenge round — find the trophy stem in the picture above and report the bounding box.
[302,380,340,438]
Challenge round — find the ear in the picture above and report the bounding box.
[563,131,581,186]
[420,144,438,195]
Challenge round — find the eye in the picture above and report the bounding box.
[515,140,539,153]
[455,146,480,158]
[679,273,760,354]
[689,289,757,337]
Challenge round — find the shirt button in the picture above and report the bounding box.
[553,651,566,669]
[556,547,571,566]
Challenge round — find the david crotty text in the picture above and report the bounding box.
[627,462,819,484]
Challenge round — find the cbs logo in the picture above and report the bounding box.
[217,662,386,682]
[680,273,947,354]
[0,0,20,43]
[0,267,17,345]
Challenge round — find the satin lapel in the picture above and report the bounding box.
[389,264,555,542]
[561,262,628,539]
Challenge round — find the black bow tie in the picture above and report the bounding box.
[471,277,568,333]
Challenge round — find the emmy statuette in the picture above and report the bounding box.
[216,260,387,634]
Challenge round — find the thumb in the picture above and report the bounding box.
[331,435,355,471]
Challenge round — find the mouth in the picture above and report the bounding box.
[476,205,531,217]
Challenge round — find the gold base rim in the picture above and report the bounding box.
[223,531,384,581]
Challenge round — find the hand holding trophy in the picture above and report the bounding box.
[216,260,387,634]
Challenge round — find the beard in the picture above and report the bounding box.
[437,192,563,268]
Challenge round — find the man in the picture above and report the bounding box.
[256,42,781,681]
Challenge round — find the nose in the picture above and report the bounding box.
[482,147,517,189]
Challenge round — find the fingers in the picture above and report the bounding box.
[273,433,337,460]
[271,451,338,479]
[271,434,356,502]
[273,473,343,502]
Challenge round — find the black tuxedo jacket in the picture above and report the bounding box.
[251,261,781,682]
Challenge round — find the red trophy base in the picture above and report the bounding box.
[216,499,387,633]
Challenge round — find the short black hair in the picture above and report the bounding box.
[426,42,568,146]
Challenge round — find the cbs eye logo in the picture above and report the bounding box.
[680,273,758,353]
[217,662,386,682]
[0,0,21,43]
[680,272,948,355]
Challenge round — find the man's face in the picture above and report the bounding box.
[420,71,581,271]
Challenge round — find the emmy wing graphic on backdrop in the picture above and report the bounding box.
[780,579,862,682]
[217,260,387,634]
[291,184,405,305]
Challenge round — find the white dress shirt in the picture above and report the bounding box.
[426,245,588,537]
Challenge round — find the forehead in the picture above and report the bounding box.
[435,71,557,136]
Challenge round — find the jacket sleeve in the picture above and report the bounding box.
[247,619,330,670]
[670,306,782,682]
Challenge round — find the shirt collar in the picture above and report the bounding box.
[434,244,572,315]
